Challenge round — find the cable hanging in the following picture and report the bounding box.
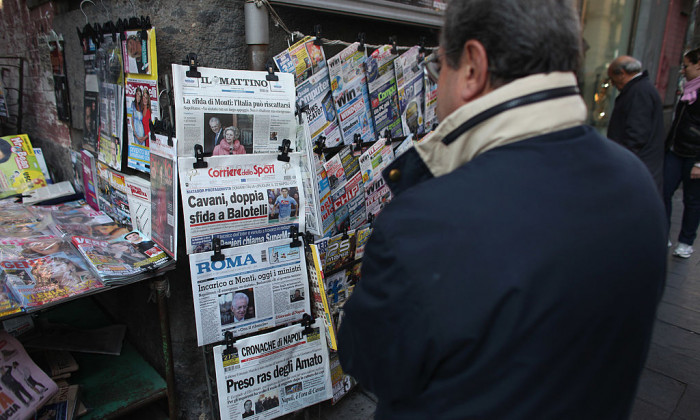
[256,0,438,52]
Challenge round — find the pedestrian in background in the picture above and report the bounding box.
[607,55,665,194]
[664,47,700,258]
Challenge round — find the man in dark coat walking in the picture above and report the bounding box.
[608,55,665,194]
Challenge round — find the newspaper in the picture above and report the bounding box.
[327,42,375,144]
[296,66,343,148]
[273,35,327,86]
[188,238,312,346]
[125,175,151,237]
[394,46,426,137]
[178,154,305,254]
[366,45,403,138]
[173,65,296,157]
[125,77,158,173]
[0,330,58,419]
[423,52,439,132]
[213,320,332,419]
[150,134,179,259]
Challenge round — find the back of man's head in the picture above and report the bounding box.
[441,0,582,87]
[609,56,642,77]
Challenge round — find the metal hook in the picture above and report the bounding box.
[158,89,170,103]
[129,0,136,16]
[100,0,108,13]
[80,0,95,24]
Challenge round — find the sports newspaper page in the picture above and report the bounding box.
[178,154,305,254]
[213,320,332,420]
[188,239,312,346]
[173,65,296,157]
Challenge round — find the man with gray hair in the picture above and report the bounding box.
[338,0,667,418]
[231,292,250,323]
[608,55,665,193]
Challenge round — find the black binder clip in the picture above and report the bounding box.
[116,19,126,42]
[193,144,208,168]
[295,101,309,124]
[313,136,326,155]
[313,25,323,46]
[290,225,302,247]
[367,213,374,226]
[342,227,349,240]
[266,59,279,81]
[211,237,225,262]
[304,232,314,250]
[222,331,236,356]
[140,16,151,40]
[93,23,104,44]
[277,139,292,162]
[301,313,314,336]
[183,53,201,78]
[390,36,398,55]
[353,133,363,152]
[152,118,174,147]
[358,32,366,53]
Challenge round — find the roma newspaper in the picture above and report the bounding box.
[188,238,312,346]
[173,65,296,157]
[178,154,305,254]
[213,320,332,420]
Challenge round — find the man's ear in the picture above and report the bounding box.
[458,40,492,102]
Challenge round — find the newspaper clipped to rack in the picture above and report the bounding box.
[173,65,296,157]
[178,154,305,254]
[188,238,312,346]
[213,320,332,420]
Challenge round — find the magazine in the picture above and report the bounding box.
[80,150,99,210]
[366,45,403,138]
[0,135,48,199]
[47,200,117,240]
[95,162,131,228]
[122,29,155,76]
[125,175,151,237]
[0,330,58,419]
[394,46,426,137]
[1,252,103,308]
[296,67,342,148]
[95,37,125,171]
[327,42,375,144]
[125,78,158,173]
[273,35,327,85]
[150,134,178,260]
[70,150,84,194]
[72,230,170,283]
[82,36,99,153]
[423,52,439,132]
[188,238,312,345]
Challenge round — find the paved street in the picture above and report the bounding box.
[310,190,700,420]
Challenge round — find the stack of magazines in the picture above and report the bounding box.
[0,199,174,313]
[72,229,171,285]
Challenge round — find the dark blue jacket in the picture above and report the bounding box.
[339,123,667,419]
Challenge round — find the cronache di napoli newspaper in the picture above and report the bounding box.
[178,154,305,254]
[173,65,296,157]
[188,238,312,346]
[213,320,332,420]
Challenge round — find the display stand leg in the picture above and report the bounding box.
[155,275,177,419]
